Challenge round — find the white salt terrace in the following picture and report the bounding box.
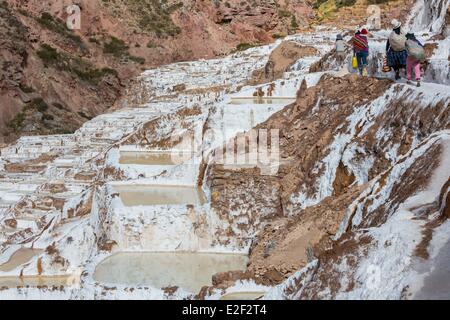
[0,31,340,294]
[93,252,248,293]
[1,17,447,298]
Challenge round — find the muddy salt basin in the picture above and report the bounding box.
[228,97,295,105]
[0,248,72,288]
[93,252,248,293]
[414,239,450,300]
[220,292,266,300]
[119,151,193,165]
[0,248,43,273]
[112,184,206,206]
[0,276,72,288]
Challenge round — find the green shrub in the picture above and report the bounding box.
[19,84,34,93]
[37,12,83,46]
[129,55,146,64]
[6,111,25,132]
[36,44,118,85]
[335,0,357,8]
[236,43,257,51]
[30,98,49,112]
[278,9,292,18]
[36,44,60,65]
[291,15,299,29]
[272,33,286,39]
[127,0,182,37]
[313,0,329,9]
[103,36,129,57]
[42,113,54,121]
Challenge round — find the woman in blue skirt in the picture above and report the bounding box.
[386,19,408,80]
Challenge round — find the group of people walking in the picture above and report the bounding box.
[335,19,426,87]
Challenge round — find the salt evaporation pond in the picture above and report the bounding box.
[93,252,248,292]
[0,276,72,288]
[0,248,74,288]
[0,248,43,272]
[229,97,295,105]
[220,291,266,300]
[414,239,450,300]
[113,185,206,206]
[119,151,193,165]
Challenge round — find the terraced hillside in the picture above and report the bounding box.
[0,0,448,300]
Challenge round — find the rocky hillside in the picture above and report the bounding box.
[1,0,412,144]
[0,0,311,143]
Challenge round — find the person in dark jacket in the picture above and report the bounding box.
[352,29,369,76]
[386,19,408,80]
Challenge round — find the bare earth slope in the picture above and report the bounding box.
[0,0,315,143]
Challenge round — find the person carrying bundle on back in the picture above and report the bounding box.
[386,19,408,80]
[405,32,425,87]
[352,29,369,76]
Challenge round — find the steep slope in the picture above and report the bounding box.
[203,0,450,297]
[1,0,416,144]
[0,0,316,143]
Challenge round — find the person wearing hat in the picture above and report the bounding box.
[352,28,370,76]
[386,19,408,80]
[405,32,425,87]
[335,34,347,65]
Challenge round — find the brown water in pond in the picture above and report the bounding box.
[113,185,206,206]
[119,152,193,165]
[93,252,248,293]
[0,248,43,272]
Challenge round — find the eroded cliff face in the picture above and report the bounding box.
[205,72,450,294]
[267,137,449,299]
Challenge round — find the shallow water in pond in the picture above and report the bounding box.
[220,292,266,300]
[93,252,248,293]
[0,248,43,272]
[113,185,206,206]
[119,151,193,165]
[414,239,450,300]
[0,276,71,288]
[229,97,295,105]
